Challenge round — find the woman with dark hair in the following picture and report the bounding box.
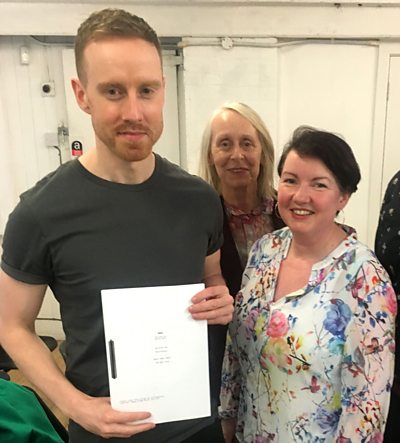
[220,126,396,443]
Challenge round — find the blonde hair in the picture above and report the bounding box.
[199,102,276,200]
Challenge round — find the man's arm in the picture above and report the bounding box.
[0,269,155,438]
[189,250,233,325]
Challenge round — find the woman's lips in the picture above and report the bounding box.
[291,208,314,216]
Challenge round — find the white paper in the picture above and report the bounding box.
[101,283,210,424]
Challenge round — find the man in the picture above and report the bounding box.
[0,9,233,443]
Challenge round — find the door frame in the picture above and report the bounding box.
[368,42,400,246]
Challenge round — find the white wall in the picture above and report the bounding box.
[181,41,278,173]
[2,36,382,244]
[278,42,378,243]
[0,36,69,234]
[181,39,379,245]
[3,1,400,38]
[1,1,400,338]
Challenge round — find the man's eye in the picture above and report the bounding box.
[141,87,155,97]
[105,88,122,98]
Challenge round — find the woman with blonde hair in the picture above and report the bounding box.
[199,102,284,298]
[199,103,285,440]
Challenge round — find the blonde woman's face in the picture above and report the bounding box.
[209,110,262,195]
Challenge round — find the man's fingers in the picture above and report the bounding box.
[189,286,233,325]
[191,285,229,303]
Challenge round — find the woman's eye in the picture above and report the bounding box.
[219,140,231,149]
[242,140,253,149]
[314,182,327,189]
[282,178,296,184]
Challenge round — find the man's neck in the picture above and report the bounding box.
[79,149,155,185]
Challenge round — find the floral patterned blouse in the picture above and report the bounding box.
[220,226,396,443]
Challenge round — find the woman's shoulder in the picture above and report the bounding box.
[336,232,393,293]
[247,227,290,265]
[257,226,290,245]
[340,228,385,270]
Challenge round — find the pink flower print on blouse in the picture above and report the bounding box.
[368,432,384,443]
[267,310,289,337]
[261,337,291,370]
[385,286,397,316]
[255,435,269,443]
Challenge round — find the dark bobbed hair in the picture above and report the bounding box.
[75,8,162,84]
[277,126,361,194]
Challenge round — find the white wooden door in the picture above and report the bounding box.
[381,55,400,198]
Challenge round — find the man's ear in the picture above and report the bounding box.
[71,78,91,115]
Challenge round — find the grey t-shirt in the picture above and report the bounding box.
[1,154,223,443]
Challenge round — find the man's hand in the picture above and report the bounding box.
[189,285,233,325]
[72,396,155,438]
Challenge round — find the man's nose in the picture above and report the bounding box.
[122,94,144,121]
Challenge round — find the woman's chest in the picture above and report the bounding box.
[234,275,352,376]
[273,257,312,302]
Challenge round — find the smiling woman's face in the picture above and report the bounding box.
[278,150,349,237]
[209,109,262,195]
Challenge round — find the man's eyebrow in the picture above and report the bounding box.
[141,80,163,88]
[96,80,163,90]
[97,82,124,90]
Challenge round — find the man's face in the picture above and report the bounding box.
[73,37,165,163]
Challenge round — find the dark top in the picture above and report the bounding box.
[375,170,400,381]
[1,155,224,443]
[220,196,285,297]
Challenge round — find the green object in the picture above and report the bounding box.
[0,379,64,443]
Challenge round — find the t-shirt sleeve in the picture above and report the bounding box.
[1,199,52,284]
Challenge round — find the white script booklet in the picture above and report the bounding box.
[101,283,210,424]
